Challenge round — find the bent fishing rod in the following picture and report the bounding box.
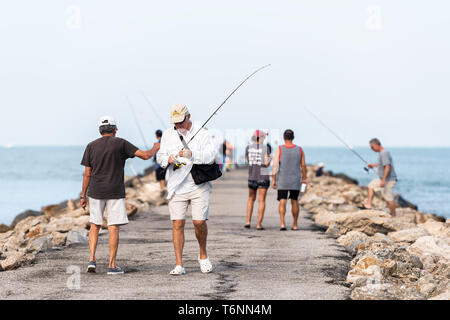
[185,64,271,145]
[304,107,375,173]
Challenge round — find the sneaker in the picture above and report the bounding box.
[86,261,96,273]
[107,266,124,275]
[198,256,213,273]
[169,265,186,275]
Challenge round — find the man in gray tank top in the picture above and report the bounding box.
[271,129,307,231]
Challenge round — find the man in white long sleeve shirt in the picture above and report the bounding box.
[157,104,216,275]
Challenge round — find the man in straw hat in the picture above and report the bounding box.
[157,104,217,275]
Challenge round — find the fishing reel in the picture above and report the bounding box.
[173,159,187,171]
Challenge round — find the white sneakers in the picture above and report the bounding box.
[169,256,213,275]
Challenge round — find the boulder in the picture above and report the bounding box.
[51,232,67,246]
[418,220,450,238]
[28,234,53,252]
[1,232,27,253]
[10,210,44,228]
[326,210,397,236]
[337,231,370,253]
[0,249,35,271]
[387,228,429,243]
[44,216,90,233]
[0,224,11,233]
[407,236,450,262]
[312,210,337,227]
[66,229,89,245]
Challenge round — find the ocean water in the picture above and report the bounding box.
[304,147,450,219]
[0,146,449,225]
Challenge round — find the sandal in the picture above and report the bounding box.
[280,227,287,231]
[256,227,265,231]
[244,224,250,229]
[291,227,299,231]
[198,256,213,273]
[169,265,186,275]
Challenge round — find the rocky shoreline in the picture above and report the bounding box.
[301,166,449,300]
[1,164,448,300]
[0,169,167,272]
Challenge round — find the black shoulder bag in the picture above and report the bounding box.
[178,133,222,185]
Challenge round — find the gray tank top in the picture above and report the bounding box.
[277,145,302,190]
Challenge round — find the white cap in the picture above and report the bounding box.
[98,115,117,128]
[318,162,325,168]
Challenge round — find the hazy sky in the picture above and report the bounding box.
[1,0,449,148]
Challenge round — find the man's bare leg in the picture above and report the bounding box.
[245,189,256,226]
[279,199,287,229]
[172,220,186,266]
[364,187,375,209]
[291,199,299,230]
[193,220,208,260]
[108,225,119,268]
[89,224,101,262]
[388,200,396,217]
[159,180,167,189]
[257,188,267,229]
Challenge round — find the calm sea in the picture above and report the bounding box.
[0,146,449,225]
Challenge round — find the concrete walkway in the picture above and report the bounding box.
[0,168,351,300]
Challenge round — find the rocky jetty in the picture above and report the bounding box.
[301,165,450,300]
[0,170,167,272]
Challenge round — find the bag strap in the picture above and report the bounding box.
[177,131,191,150]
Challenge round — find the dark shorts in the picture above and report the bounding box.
[277,189,300,201]
[248,179,270,190]
[155,167,167,181]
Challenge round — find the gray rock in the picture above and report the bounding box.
[66,229,89,245]
[29,235,53,252]
[10,210,44,228]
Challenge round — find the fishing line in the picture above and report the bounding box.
[126,95,149,150]
[304,107,375,173]
[141,91,167,129]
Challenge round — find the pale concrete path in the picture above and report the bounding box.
[0,168,350,300]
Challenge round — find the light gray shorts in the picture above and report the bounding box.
[88,197,129,226]
[368,178,397,202]
[168,186,210,221]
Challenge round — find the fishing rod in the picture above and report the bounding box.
[304,107,375,173]
[126,95,149,149]
[186,64,271,145]
[141,91,167,129]
[125,96,152,186]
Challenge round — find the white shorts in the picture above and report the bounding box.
[368,178,397,202]
[89,197,129,226]
[168,186,210,221]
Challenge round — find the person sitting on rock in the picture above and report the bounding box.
[315,162,325,177]
[361,138,398,217]
[80,116,159,275]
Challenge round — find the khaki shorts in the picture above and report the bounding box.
[168,186,210,221]
[368,178,397,202]
[89,197,129,226]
